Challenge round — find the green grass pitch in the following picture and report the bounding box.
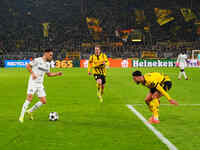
[0,67,199,150]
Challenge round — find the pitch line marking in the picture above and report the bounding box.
[126,104,178,150]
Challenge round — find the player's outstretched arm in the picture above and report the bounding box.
[176,55,180,67]
[88,63,92,75]
[88,57,93,75]
[156,84,178,106]
[47,72,63,77]
[88,64,92,75]
[104,54,109,67]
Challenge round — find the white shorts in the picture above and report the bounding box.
[179,65,185,70]
[179,63,186,70]
[27,86,46,97]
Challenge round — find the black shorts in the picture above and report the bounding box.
[150,81,172,94]
[94,74,106,85]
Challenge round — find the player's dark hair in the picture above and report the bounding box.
[181,49,186,54]
[44,49,53,53]
[132,71,142,76]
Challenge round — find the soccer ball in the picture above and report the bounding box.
[49,112,59,121]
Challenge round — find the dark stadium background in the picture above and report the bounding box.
[0,0,200,67]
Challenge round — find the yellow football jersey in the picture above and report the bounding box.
[143,72,172,100]
[88,53,109,76]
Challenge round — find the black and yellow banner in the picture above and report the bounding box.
[154,8,174,26]
[180,8,196,22]
[86,17,102,33]
[86,17,99,25]
[86,17,102,40]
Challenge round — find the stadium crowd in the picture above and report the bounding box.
[1,0,200,67]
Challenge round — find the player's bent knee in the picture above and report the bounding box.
[145,95,153,102]
[145,97,151,102]
[152,93,160,99]
[145,100,150,105]
[27,94,33,101]
[152,95,158,99]
[145,96,152,101]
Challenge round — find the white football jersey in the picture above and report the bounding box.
[177,54,187,64]
[28,57,50,86]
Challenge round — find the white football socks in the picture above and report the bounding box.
[182,71,188,79]
[29,101,43,113]
[20,100,30,118]
[178,72,188,79]
[178,72,182,79]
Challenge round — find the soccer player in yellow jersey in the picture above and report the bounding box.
[88,45,109,102]
[132,70,178,124]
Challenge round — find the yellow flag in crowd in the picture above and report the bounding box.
[86,17,99,25]
[154,8,174,26]
[180,8,196,22]
[42,22,49,37]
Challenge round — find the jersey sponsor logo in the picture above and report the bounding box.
[29,89,34,92]
[38,67,49,72]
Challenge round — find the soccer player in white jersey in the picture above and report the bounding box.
[19,49,62,123]
[176,51,188,80]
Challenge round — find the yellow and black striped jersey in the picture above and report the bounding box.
[143,72,170,88]
[143,72,172,100]
[88,53,109,76]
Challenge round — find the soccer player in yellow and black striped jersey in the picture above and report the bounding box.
[132,71,178,124]
[88,45,109,102]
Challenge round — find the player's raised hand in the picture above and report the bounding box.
[31,72,37,80]
[88,72,92,76]
[169,99,179,106]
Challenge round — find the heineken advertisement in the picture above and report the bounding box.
[132,59,176,67]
